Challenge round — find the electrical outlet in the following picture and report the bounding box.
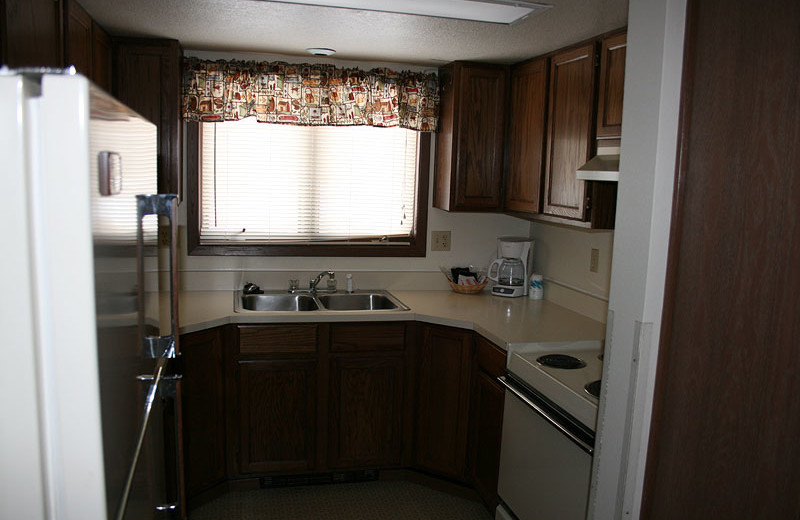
[431,230,451,251]
[590,248,600,273]
[158,224,171,247]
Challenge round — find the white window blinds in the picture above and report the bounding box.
[199,118,420,244]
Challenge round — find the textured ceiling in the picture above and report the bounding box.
[79,0,629,66]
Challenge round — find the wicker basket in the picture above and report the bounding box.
[447,279,488,294]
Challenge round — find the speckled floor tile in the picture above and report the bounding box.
[190,480,492,520]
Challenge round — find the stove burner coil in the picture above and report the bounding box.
[536,354,587,369]
[585,380,601,399]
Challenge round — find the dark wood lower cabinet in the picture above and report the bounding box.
[236,359,318,474]
[468,337,507,510]
[181,328,226,500]
[182,322,504,516]
[414,324,474,481]
[328,355,405,468]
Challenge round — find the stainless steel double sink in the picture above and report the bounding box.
[236,290,409,313]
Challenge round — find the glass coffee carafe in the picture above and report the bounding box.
[495,257,526,287]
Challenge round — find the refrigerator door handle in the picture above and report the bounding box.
[136,194,179,360]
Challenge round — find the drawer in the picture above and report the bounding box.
[476,335,506,378]
[330,323,406,353]
[238,325,318,355]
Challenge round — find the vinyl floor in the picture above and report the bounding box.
[189,480,493,520]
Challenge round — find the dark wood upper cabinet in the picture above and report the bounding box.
[181,328,226,502]
[1,0,63,68]
[415,324,474,481]
[91,20,112,92]
[64,0,91,75]
[434,62,508,212]
[114,38,183,197]
[596,31,627,138]
[541,43,597,221]
[504,56,549,216]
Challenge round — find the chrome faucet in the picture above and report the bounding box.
[309,270,336,294]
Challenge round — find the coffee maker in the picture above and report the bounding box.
[488,237,533,297]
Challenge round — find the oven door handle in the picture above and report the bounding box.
[497,376,594,455]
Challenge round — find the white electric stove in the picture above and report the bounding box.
[506,340,603,430]
[496,340,604,520]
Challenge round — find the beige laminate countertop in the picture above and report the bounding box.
[178,290,605,350]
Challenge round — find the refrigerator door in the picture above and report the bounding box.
[88,85,183,519]
[0,71,107,519]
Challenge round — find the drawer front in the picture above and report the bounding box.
[476,336,506,378]
[330,323,406,353]
[238,325,318,354]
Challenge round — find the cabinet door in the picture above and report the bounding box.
[469,337,506,511]
[1,0,63,67]
[64,0,91,76]
[596,31,627,138]
[505,57,548,215]
[114,39,183,197]
[181,328,226,500]
[91,20,112,92]
[237,359,317,474]
[435,62,507,212]
[328,356,405,468]
[415,325,473,480]
[542,43,597,220]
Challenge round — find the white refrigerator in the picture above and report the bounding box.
[0,69,182,520]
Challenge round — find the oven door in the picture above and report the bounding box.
[496,375,594,520]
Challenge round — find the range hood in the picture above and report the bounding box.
[576,146,619,182]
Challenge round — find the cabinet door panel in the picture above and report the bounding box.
[415,325,473,480]
[91,21,112,92]
[237,359,317,474]
[328,356,404,468]
[455,66,507,210]
[542,43,596,220]
[597,32,627,138]
[64,0,92,76]
[505,57,548,215]
[2,0,63,67]
[469,336,506,510]
[434,62,507,212]
[181,328,226,499]
[114,39,182,197]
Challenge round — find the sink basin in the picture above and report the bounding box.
[236,290,409,312]
[241,293,319,312]
[317,292,408,311]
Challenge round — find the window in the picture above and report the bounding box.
[186,120,430,256]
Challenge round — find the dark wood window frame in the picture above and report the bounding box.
[185,122,430,257]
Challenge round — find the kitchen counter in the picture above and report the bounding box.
[178,290,605,350]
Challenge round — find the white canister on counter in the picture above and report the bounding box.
[528,274,543,299]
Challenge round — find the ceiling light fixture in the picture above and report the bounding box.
[306,47,337,56]
[269,0,552,25]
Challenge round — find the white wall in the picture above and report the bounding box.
[589,0,687,518]
[530,222,613,322]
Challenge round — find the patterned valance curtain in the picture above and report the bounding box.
[182,57,439,132]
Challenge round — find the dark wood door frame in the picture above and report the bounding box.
[641,0,800,518]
